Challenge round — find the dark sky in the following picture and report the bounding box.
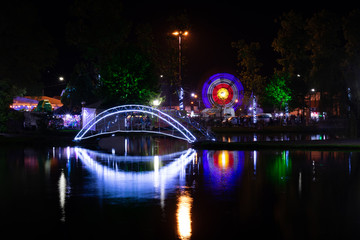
[121,1,322,91]
[124,2,287,85]
[37,0,356,95]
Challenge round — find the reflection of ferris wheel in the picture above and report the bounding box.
[202,73,244,109]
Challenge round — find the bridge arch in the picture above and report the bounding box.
[74,105,197,143]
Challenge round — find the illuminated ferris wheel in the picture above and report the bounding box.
[202,73,244,109]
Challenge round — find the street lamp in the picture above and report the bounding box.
[152,99,161,108]
[191,92,201,111]
[172,30,189,111]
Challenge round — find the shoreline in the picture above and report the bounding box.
[1,127,358,150]
[192,139,360,151]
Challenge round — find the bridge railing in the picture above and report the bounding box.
[161,109,217,141]
[74,105,198,143]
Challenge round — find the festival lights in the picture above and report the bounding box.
[74,105,197,143]
[202,73,244,110]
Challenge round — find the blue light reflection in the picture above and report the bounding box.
[202,150,245,194]
[75,147,196,201]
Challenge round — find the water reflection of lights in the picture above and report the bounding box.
[269,150,292,185]
[177,191,193,240]
[203,150,245,191]
[74,147,196,201]
[58,170,66,222]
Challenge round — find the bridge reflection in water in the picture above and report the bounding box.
[74,147,196,203]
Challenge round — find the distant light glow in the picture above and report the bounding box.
[152,99,160,106]
[177,192,192,240]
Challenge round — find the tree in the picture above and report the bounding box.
[343,9,360,136]
[65,0,161,108]
[305,10,346,116]
[97,48,159,107]
[272,11,310,110]
[0,80,26,132]
[231,40,266,102]
[265,73,292,111]
[65,0,130,106]
[0,1,56,132]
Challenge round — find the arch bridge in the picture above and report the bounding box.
[74,105,215,143]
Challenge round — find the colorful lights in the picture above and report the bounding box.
[214,150,233,169]
[203,150,245,192]
[217,87,230,100]
[202,73,244,110]
[268,151,292,185]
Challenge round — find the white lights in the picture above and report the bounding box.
[58,170,66,222]
[152,99,160,107]
[74,147,196,200]
[74,105,197,143]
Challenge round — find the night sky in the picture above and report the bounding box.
[34,0,355,95]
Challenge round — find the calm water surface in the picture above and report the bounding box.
[1,136,360,239]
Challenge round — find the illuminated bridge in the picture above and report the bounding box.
[74,104,215,143]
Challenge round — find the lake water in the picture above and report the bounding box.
[1,135,360,239]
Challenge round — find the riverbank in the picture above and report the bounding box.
[210,125,342,134]
[0,130,79,147]
[1,127,358,150]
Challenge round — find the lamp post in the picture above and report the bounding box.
[191,93,201,110]
[172,30,188,111]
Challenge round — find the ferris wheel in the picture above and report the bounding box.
[202,73,244,109]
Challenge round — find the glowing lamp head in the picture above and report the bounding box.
[152,99,160,106]
[172,31,189,36]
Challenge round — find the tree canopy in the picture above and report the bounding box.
[64,0,161,108]
[265,73,292,109]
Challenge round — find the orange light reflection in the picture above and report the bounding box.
[176,192,193,240]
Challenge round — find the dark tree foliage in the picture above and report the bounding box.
[0,1,56,94]
[97,48,159,107]
[65,0,161,108]
[272,10,354,116]
[0,1,56,132]
[231,39,267,105]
